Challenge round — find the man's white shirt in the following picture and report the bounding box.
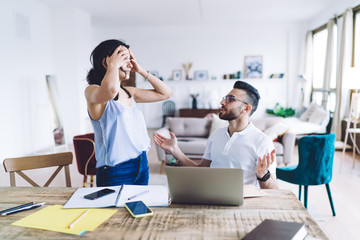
[202,122,276,187]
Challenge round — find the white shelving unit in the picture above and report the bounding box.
[137,78,288,128]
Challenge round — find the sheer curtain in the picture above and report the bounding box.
[331,9,353,138]
[303,31,313,107]
[322,19,335,108]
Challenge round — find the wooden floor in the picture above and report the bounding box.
[1,129,360,240]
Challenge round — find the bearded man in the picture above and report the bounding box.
[153,81,278,189]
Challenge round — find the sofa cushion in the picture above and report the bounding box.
[209,114,228,135]
[299,103,315,121]
[177,137,208,155]
[299,102,327,123]
[283,117,327,134]
[251,116,284,132]
[167,117,211,137]
[308,106,328,124]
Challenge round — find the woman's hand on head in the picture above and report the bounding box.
[129,49,142,73]
[106,45,130,70]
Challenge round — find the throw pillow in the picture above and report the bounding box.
[209,114,228,135]
[263,123,289,142]
[299,103,318,122]
[308,106,328,124]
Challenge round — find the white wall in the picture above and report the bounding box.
[0,0,92,164]
[0,0,54,161]
[51,6,93,142]
[94,22,307,128]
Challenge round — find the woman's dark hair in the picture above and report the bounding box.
[86,39,131,99]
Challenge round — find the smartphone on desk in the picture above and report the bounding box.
[125,201,153,218]
[84,188,116,200]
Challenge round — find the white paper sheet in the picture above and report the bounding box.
[62,186,122,209]
[116,185,169,207]
[63,185,169,209]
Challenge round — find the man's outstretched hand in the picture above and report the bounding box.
[153,132,178,154]
[255,149,276,178]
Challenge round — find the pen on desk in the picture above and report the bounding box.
[68,209,90,229]
[0,202,35,215]
[128,189,150,200]
[2,202,45,216]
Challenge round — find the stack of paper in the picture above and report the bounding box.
[12,205,117,235]
[244,184,269,198]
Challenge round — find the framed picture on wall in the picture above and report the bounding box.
[244,56,263,78]
[172,70,182,81]
[194,70,208,81]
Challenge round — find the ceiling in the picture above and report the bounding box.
[40,0,342,28]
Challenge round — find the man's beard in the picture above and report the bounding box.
[219,108,241,121]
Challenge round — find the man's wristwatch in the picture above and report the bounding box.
[257,170,271,182]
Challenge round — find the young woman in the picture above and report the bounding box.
[85,39,172,186]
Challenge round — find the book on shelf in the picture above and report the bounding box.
[242,219,308,240]
[269,73,286,78]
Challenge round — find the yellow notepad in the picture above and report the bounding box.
[12,205,117,235]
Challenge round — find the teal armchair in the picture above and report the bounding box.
[276,133,336,216]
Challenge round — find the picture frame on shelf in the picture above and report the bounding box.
[194,70,208,81]
[244,56,263,78]
[172,70,182,81]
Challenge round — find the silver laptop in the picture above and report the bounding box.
[165,166,243,206]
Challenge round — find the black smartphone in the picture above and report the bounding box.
[124,201,153,218]
[84,188,116,200]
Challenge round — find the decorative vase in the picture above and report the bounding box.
[192,97,198,109]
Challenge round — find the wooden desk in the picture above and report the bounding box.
[0,187,328,239]
[179,108,219,118]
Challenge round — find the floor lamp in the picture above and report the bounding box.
[297,75,307,111]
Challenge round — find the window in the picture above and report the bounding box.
[354,11,360,68]
[313,29,328,89]
[312,25,337,112]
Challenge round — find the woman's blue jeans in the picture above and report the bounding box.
[96,151,149,187]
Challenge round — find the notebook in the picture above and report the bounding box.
[62,185,169,209]
[165,166,243,206]
[242,219,308,240]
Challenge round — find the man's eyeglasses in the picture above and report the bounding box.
[222,95,248,105]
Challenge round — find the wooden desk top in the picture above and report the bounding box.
[0,187,328,239]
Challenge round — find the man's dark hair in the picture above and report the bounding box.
[233,81,260,115]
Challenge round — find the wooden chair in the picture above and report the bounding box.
[341,92,360,171]
[162,100,176,127]
[73,133,97,187]
[3,152,73,187]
